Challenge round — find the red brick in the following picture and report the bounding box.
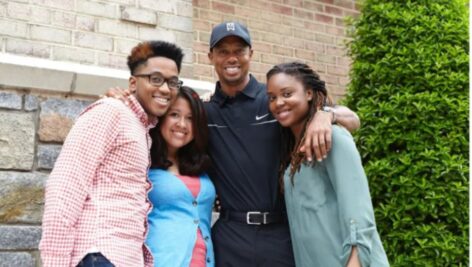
[294,29,315,41]
[327,65,349,76]
[333,0,354,9]
[319,0,334,4]
[315,13,334,24]
[294,8,313,20]
[194,41,209,53]
[194,19,211,32]
[283,0,303,7]
[192,0,210,8]
[261,53,283,64]
[335,17,344,26]
[197,53,211,64]
[325,5,343,16]
[282,16,305,28]
[250,62,272,74]
[194,64,214,77]
[305,41,325,53]
[302,1,323,12]
[252,42,272,53]
[304,21,325,32]
[273,45,293,56]
[283,37,305,49]
[295,49,314,61]
[324,74,339,85]
[325,25,345,35]
[235,6,260,18]
[212,2,235,14]
[326,45,346,56]
[200,10,224,22]
[271,3,293,15]
[337,56,351,66]
[315,33,335,43]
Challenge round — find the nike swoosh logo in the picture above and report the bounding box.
[255,113,269,120]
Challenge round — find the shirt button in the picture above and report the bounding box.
[192,200,198,206]
[350,219,356,224]
[207,257,211,263]
[204,236,209,241]
[194,219,199,224]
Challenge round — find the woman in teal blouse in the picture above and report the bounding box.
[266,62,389,267]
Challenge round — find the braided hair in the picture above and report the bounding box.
[266,62,332,186]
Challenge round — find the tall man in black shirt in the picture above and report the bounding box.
[205,21,360,266]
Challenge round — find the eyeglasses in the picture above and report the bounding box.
[134,72,183,90]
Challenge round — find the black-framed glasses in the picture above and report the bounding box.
[134,72,183,90]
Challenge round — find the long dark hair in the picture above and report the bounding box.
[149,86,211,176]
[266,62,332,185]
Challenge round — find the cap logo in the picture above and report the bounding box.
[226,22,235,32]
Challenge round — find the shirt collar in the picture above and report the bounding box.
[212,75,259,106]
[127,95,158,129]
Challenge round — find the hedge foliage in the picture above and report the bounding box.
[343,1,469,266]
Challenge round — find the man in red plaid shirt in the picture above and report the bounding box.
[39,41,184,267]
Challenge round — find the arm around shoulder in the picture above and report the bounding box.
[332,105,360,133]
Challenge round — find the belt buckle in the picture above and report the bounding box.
[246,211,269,225]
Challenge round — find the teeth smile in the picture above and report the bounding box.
[154,96,169,104]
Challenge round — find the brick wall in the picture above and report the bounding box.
[0,0,194,77]
[193,0,359,101]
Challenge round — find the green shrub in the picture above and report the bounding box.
[343,1,469,266]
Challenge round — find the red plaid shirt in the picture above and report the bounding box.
[39,95,156,267]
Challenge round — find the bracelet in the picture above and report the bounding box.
[322,106,336,124]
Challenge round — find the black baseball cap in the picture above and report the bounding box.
[209,21,252,49]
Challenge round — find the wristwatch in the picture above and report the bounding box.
[322,106,337,124]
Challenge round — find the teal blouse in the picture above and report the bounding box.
[284,126,389,267]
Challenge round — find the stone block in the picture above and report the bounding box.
[52,46,95,65]
[52,11,76,28]
[34,0,74,11]
[38,98,92,142]
[76,15,95,31]
[158,13,192,32]
[0,226,42,250]
[115,38,138,54]
[176,1,193,17]
[6,2,31,21]
[0,92,22,110]
[75,31,113,51]
[97,19,137,39]
[97,53,127,69]
[0,20,27,38]
[37,144,62,170]
[0,62,73,92]
[25,95,39,111]
[30,5,51,24]
[6,38,50,59]
[0,252,35,267]
[76,0,117,18]
[139,0,176,13]
[139,27,176,42]
[120,6,157,25]
[0,171,47,224]
[31,25,71,45]
[0,111,35,170]
[75,73,128,96]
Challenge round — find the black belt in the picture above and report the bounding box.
[220,210,287,225]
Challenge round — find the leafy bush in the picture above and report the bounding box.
[343,1,469,266]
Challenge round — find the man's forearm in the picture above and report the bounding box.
[333,106,360,133]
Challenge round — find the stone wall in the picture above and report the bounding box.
[0,89,95,266]
[0,0,195,78]
[193,0,359,101]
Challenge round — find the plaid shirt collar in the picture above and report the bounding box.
[127,95,158,129]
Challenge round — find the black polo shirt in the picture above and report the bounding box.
[204,75,285,212]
